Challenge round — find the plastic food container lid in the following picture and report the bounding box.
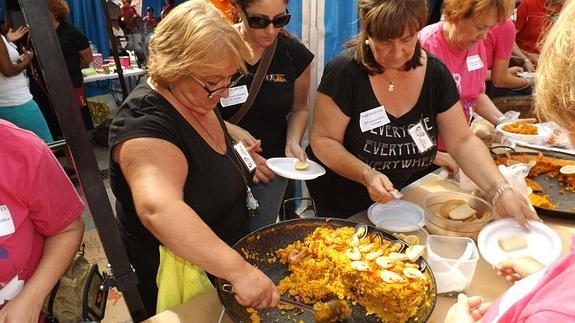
[367,200,425,232]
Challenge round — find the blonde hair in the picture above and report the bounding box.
[47,0,70,21]
[534,0,575,131]
[148,0,252,87]
[352,0,428,74]
[443,0,508,24]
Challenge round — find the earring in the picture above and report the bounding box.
[365,39,369,45]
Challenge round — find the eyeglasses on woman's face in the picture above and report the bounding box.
[242,7,291,29]
[191,72,245,99]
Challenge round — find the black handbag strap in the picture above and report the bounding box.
[228,38,277,124]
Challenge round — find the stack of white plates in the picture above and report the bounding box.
[367,200,425,233]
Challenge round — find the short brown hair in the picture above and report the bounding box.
[443,0,508,24]
[351,0,428,74]
[47,0,70,21]
[148,0,252,87]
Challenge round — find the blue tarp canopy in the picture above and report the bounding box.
[0,0,357,68]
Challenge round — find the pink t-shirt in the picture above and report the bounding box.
[0,121,84,285]
[484,19,516,69]
[420,22,487,123]
[482,235,575,322]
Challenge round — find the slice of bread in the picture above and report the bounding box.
[498,234,528,252]
[448,203,477,220]
[294,160,309,171]
[438,199,466,218]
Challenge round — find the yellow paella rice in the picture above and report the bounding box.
[276,227,431,323]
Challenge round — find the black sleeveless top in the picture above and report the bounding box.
[109,82,250,248]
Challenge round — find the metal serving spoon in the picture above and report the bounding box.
[221,283,350,322]
[279,296,350,323]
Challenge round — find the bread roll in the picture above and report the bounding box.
[448,203,477,220]
[438,199,466,219]
[498,234,528,251]
[295,160,309,171]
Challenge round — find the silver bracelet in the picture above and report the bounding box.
[492,183,514,206]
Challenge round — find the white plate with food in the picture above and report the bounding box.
[367,200,425,232]
[477,218,562,266]
[266,157,326,180]
[496,122,547,145]
[517,71,536,79]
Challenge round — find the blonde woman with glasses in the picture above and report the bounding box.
[108,0,279,317]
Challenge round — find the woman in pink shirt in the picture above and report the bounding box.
[420,0,512,127]
[0,120,84,322]
[484,0,534,97]
[446,1,575,320]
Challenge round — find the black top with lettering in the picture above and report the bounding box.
[219,33,314,158]
[306,48,459,218]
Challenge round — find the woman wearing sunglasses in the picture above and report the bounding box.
[306,0,536,226]
[219,0,314,232]
[108,1,279,317]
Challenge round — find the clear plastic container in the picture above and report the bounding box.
[423,191,494,240]
[426,235,479,295]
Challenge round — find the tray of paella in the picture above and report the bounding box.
[216,218,436,323]
[492,148,575,218]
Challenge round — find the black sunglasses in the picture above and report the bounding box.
[242,7,291,29]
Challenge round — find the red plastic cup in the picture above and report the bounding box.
[119,56,130,68]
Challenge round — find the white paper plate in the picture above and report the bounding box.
[477,219,562,266]
[518,71,536,79]
[367,200,425,233]
[266,157,326,180]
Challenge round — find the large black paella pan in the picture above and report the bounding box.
[216,218,437,322]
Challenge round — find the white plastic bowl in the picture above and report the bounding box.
[496,122,546,145]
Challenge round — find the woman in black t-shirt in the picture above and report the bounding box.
[48,0,94,131]
[307,0,537,226]
[108,1,279,317]
[219,0,314,232]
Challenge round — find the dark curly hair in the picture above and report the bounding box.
[47,0,70,21]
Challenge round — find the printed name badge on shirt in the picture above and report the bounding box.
[359,106,391,132]
[408,122,435,153]
[0,205,15,237]
[233,142,257,172]
[466,55,484,72]
[219,85,249,107]
[0,275,25,306]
